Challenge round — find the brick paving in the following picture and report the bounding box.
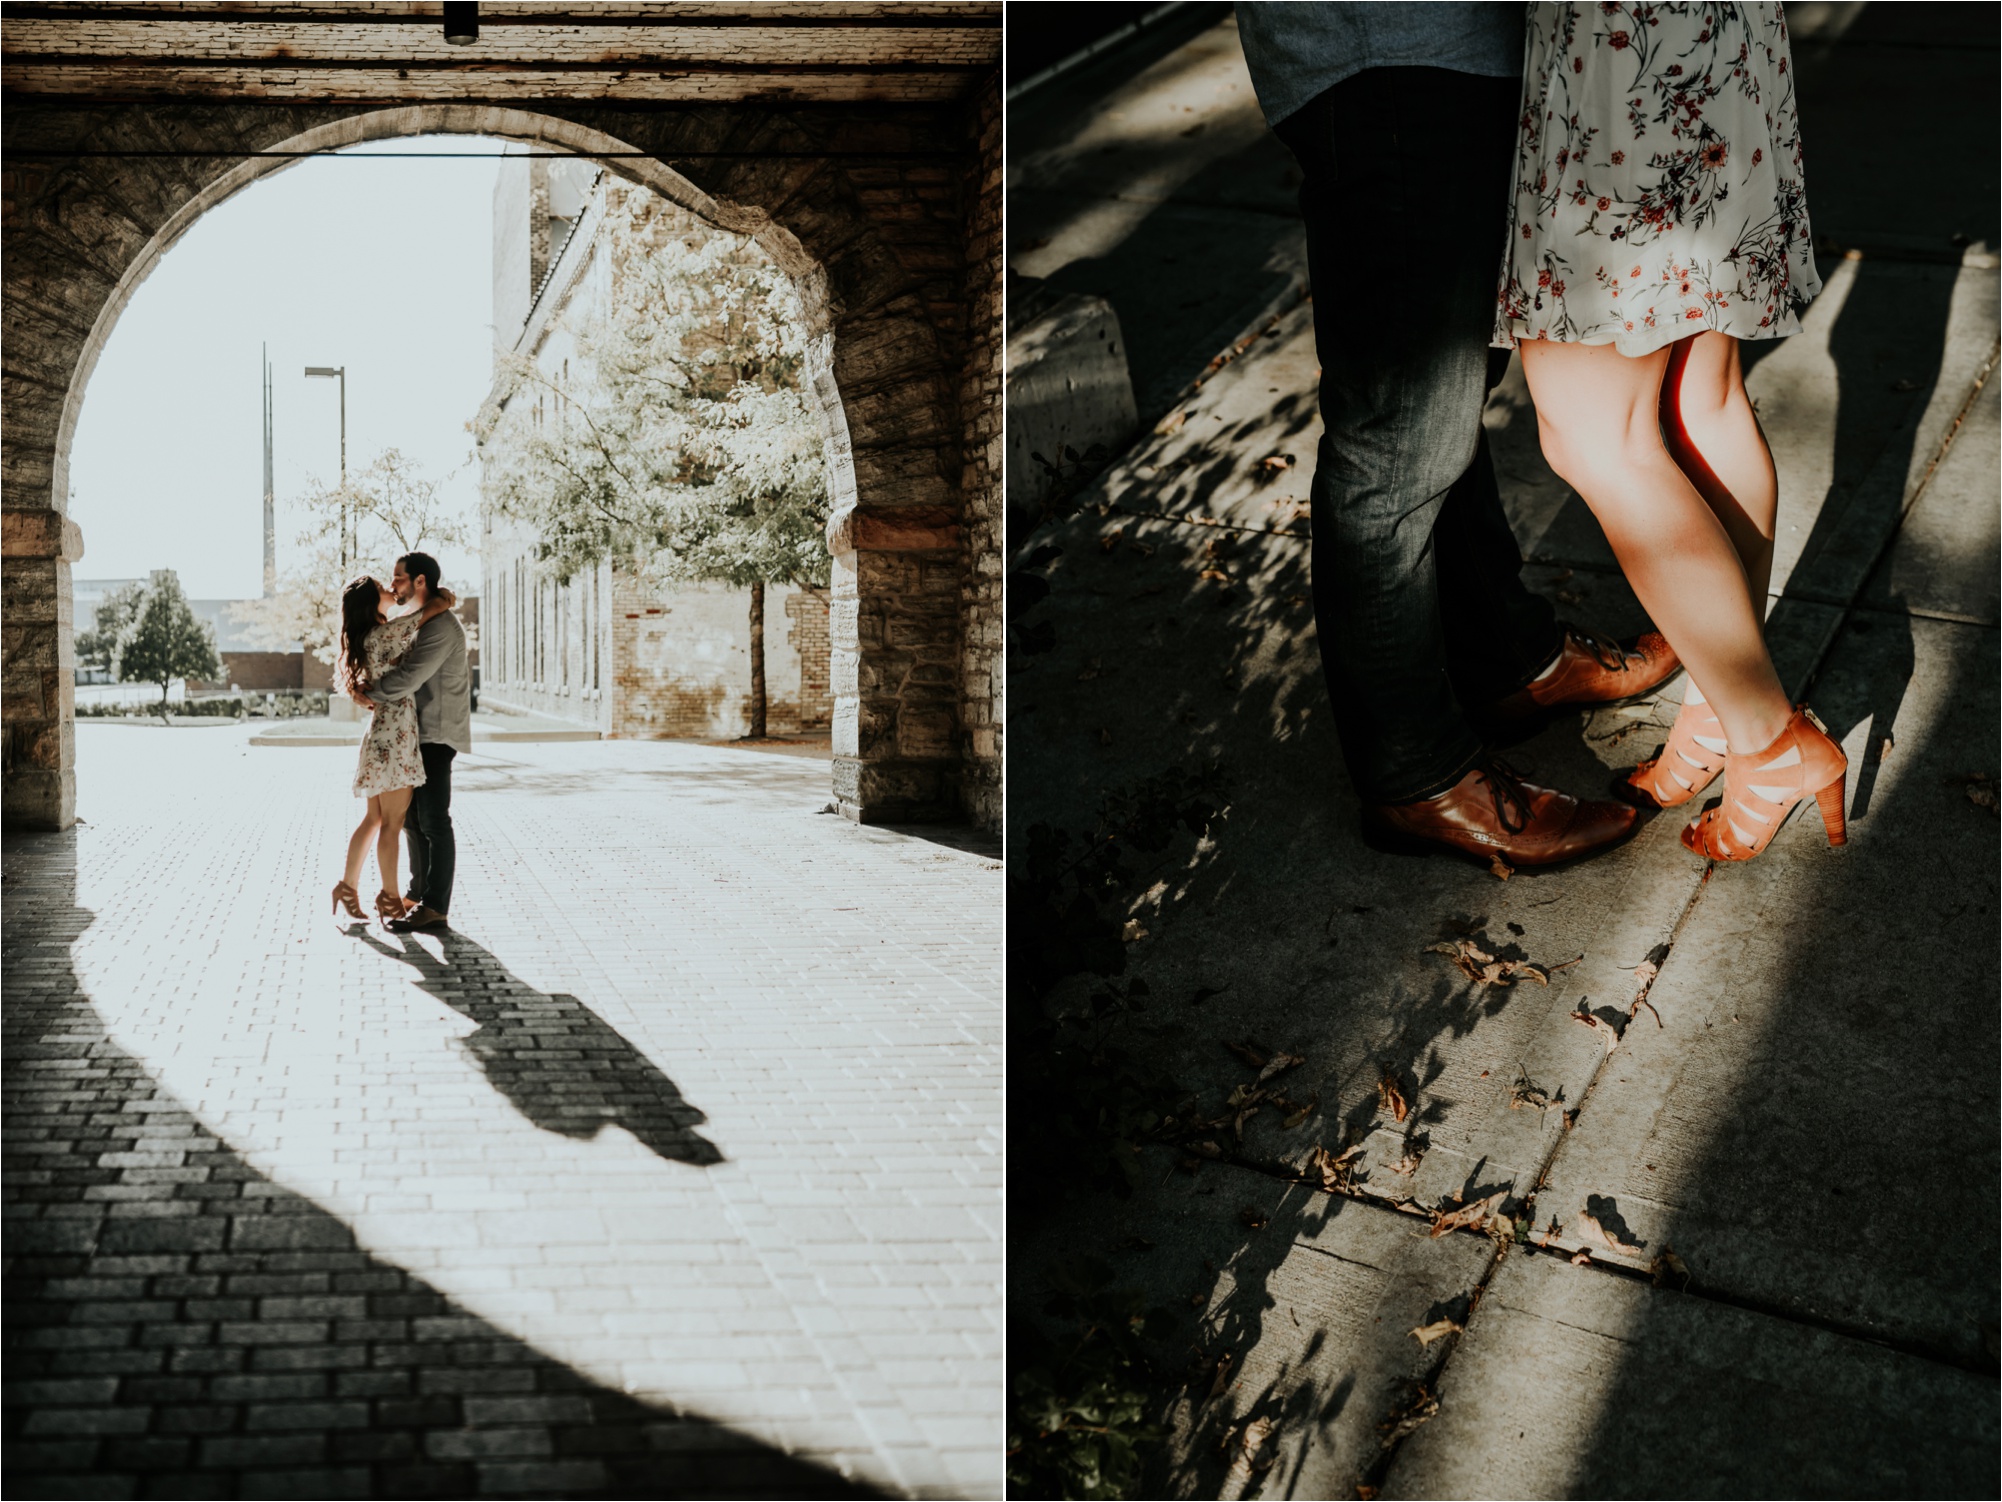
[4,725,1001,1499]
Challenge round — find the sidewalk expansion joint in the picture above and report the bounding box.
[1357,874,1716,1490]
[1507,1238,2002,1381]
[1794,336,2000,703]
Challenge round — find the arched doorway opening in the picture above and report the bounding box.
[5,94,1002,831]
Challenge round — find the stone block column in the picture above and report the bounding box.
[828,502,964,823]
[2,510,83,829]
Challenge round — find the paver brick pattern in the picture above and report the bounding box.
[4,726,1002,1499]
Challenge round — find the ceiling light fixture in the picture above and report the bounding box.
[443,2,479,46]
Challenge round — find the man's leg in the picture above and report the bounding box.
[408,744,456,916]
[404,774,431,910]
[1275,68,1524,805]
[1435,389,1565,708]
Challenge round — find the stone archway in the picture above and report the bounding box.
[3,60,1001,830]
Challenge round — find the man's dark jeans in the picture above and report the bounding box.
[1274,68,1563,806]
[405,743,457,916]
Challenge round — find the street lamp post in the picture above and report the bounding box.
[304,365,347,567]
[306,364,356,725]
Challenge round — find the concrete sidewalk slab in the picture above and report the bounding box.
[1382,1249,1998,1500]
[1530,612,2000,1363]
[1860,364,2002,624]
[1022,1157,1495,1502]
[1008,12,1306,423]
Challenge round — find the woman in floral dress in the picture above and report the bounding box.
[1497,2,1845,862]
[330,577,455,925]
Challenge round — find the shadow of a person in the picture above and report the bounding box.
[357,927,724,1168]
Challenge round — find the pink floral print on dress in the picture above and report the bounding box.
[1495,3,1822,357]
[351,611,429,799]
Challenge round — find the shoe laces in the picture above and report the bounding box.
[1476,758,1533,834]
[1566,624,1642,674]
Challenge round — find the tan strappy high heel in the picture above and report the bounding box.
[331,881,367,924]
[1622,691,1727,809]
[1681,707,1848,861]
[375,889,409,924]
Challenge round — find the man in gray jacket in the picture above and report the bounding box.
[354,550,471,932]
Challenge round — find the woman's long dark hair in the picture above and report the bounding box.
[336,577,381,695]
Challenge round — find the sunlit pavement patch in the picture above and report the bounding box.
[6,726,999,1499]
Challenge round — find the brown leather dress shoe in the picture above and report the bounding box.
[387,904,450,934]
[1361,760,1639,868]
[1476,627,1682,739]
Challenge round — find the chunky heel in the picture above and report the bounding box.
[1682,706,1849,862]
[1814,779,1847,846]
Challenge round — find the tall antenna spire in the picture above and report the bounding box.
[262,343,275,596]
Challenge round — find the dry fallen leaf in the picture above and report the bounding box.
[1430,1190,1506,1238]
[1570,1247,1593,1266]
[1188,1140,1224,1159]
[1428,939,1552,988]
[1376,1384,1440,1444]
[1409,1318,1463,1348]
[1377,1072,1410,1123]
[1098,529,1126,553]
[1121,919,1148,942]
[1574,1209,1644,1256]
[1204,1350,1235,1401]
[1383,1153,1422,1176]
[1966,775,1999,813]
[1306,1142,1365,1192]
[1239,1206,1269,1230]
[1256,1051,1305,1084]
[1281,1095,1319,1131]
[1221,1415,1275,1496]
[1199,568,1232,583]
[1650,1246,1692,1288]
[1508,1066,1553,1113]
[1490,853,1516,881]
[1571,1005,1622,1056]
[1154,408,1190,437]
[1223,1039,1269,1069]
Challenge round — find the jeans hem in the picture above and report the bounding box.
[1379,744,1486,808]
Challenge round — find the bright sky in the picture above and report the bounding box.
[68,135,508,600]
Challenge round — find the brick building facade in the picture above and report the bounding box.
[478,161,833,740]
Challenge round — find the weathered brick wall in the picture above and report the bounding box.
[957,74,1003,832]
[785,590,833,731]
[1,98,997,828]
[216,651,303,692]
[607,574,811,741]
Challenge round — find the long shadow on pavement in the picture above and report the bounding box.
[353,928,724,1169]
[2,832,882,1500]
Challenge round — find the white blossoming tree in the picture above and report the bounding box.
[230,448,475,668]
[475,195,828,737]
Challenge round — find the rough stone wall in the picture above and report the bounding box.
[957,74,1004,832]
[1,99,995,828]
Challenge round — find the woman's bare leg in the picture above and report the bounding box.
[374,787,414,905]
[1660,331,1779,603]
[1519,337,1792,754]
[344,798,383,890]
